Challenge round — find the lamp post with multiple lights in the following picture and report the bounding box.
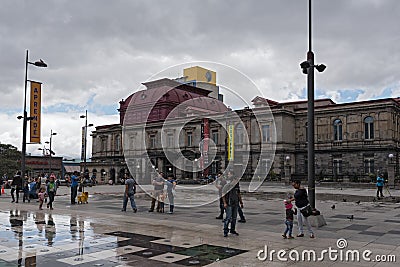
[48,130,57,174]
[80,110,93,176]
[20,50,47,178]
[300,0,326,209]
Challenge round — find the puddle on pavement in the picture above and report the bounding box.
[0,211,247,266]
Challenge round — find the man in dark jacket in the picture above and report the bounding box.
[222,172,243,237]
[11,171,22,203]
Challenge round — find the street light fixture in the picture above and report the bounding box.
[299,0,326,209]
[80,110,93,176]
[21,50,47,178]
[48,130,57,174]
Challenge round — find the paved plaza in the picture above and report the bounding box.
[0,184,399,266]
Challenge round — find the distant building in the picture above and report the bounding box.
[88,67,400,186]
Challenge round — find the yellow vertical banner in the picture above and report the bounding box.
[228,124,234,160]
[30,81,42,143]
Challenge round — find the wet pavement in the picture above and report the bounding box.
[0,185,399,266]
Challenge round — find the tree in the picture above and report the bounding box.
[0,143,21,180]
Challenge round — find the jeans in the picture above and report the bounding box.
[48,191,55,208]
[71,185,78,204]
[238,206,245,220]
[284,219,293,236]
[297,211,314,235]
[122,193,137,211]
[218,196,224,216]
[223,205,238,234]
[168,191,174,212]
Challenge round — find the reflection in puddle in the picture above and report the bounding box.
[0,209,96,266]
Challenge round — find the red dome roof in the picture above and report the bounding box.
[120,78,228,125]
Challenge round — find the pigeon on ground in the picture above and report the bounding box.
[331,205,335,210]
[342,198,347,202]
[355,200,361,205]
[347,215,354,221]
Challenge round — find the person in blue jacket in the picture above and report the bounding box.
[376,174,385,198]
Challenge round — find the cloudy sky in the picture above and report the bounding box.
[1,0,399,159]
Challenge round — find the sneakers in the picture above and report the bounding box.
[133,208,137,213]
[223,233,228,237]
[297,233,304,237]
[238,219,246,223]
[166,211,173,214]
[216,215,223,219]
[282,234,287,239]
[230,231,239,236]
[148,209,154,212]
[288,235,294,239]
[121,209,126,212]
[310,234,315,238]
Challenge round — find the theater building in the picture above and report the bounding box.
[88,67,400,186]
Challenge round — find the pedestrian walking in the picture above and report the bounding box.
[376,174,385,198]
[215,171,226,219]
[70,171,79,205]
[222,171,243,237]
[290,180,315,238]
[282,199,297,239]
[11,171,22,203]
[22,180,30,203]
[166,174,176,214]
[38,188,46,210]
[46,174,57,210]
[121,174,138,213]
[149,172,165,212]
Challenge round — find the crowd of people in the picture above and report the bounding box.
[5,168,389,239]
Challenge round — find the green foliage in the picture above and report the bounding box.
[0,143,21,179]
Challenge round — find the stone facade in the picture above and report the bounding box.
[88,79,400,185]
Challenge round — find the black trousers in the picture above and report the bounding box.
[377,186,384,197]
[11,187,20,202]
[71,185,78,204]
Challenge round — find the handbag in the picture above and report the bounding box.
[299,204,313,217]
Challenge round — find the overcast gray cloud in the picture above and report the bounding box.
[1,0,399,158]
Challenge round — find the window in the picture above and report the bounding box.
[115,135,121,152]
[187,132,193,147]
[101,138,107,151]
[364,116,374,140]
[149,134,156,148]
[235,124,244,144]
[262,125,270,142]
[333,158,342,175]
[333,119,343,141]
[364,157,374,174]
[212,130,219,145]
[167,133,174,148]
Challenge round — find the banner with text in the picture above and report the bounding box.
[30,81,42,143]
[228,124,234,160]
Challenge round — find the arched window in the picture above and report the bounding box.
[333,119,343,141]
[235,124,244,144]
[364,116,374,140]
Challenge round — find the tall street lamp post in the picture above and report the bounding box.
[80,110,93,175]
[300,0,326,209]
[20,50,47,178]
[48,130,57,174]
